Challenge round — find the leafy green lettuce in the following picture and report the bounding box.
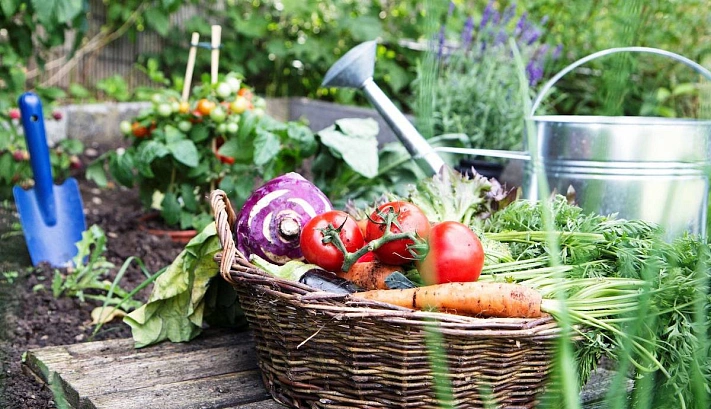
[124,222,246,348]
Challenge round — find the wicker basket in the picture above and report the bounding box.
[211,189,561,409]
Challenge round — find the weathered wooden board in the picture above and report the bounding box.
[24,327,626,408]
[23,329,283,409]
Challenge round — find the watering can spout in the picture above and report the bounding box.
[322,41,445,176]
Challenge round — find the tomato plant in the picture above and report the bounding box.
[416,221,484,285]
[300,211,365,272]
[365,201,430,265]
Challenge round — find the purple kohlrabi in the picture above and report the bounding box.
[234,172,332,265]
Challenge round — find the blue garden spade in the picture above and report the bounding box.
[13,92,86,267]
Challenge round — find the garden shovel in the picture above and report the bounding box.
[13,92,86,267]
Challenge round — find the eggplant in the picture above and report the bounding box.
[298,269,363,294]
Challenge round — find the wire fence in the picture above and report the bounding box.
[33,0,203,91]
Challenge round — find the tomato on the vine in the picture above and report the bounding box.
[416,221,485,285]
[210,106,227,123]
[131,122,150,138]
[196,98,216,116]
[178,101,191,114]
[213,136,235,165]
[365,201,430,265]
[300,211,365,272]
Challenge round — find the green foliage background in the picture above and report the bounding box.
[1,1,709,115]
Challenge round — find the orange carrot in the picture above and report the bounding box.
[352,281,542,318]
[339,261,404,290]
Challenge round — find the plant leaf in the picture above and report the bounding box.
[107,152,135,187]
[144,8,170,36]
[85,161,108,188]
[160,192,181,226]
[180,183,198,211]
[189,123,210,143]
[253,129,281,166]
[136,140,170,177]
[318,118,379,178]
[167,139,199,167]
[54,0,83,24]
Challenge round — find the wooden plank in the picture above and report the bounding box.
[24,329,284,409]
[86,370,272,409]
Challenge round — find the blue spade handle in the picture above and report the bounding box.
[18,92,56,226]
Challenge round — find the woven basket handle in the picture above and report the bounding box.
[210,189,240,283]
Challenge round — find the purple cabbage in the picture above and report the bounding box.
[235,172,332,265]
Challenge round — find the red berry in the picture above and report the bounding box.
[9,108,20,120]
[52,111,63,120]
[69,155,82,169]
[13,150,28,161]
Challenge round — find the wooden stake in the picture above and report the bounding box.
[181,32,200,102]
[211,25,222,85]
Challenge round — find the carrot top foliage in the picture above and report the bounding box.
[481,195,711,407]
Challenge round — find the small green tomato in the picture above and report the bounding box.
[210,106,227,123]
[217,123,228,134]
[216,82,233,99]
[119,120,132,135]
[177,120,192,133]
[226,122,239,134]
[157,103,173,118]
[151,93,163,105]
[226,77,242,93]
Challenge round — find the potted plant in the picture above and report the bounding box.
[87,72,319,234]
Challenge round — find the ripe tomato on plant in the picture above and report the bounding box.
[300,210,365,272]
[237,87,253,100]
[213,136,235,165]
[196,98,216,116]
[416,221,485,285]
[365,201,430,265]
[131,122,151,138]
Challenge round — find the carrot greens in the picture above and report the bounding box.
[480,195,711,407]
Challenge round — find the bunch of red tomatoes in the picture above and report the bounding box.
[299,200,485,286]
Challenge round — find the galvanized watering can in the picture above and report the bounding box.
[323,43,711,239]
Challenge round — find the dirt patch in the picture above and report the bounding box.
[0,158,188,408]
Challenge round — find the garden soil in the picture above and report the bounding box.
[0,155,190,408]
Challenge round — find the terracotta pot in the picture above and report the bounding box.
[137,213,197,244]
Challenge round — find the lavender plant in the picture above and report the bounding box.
[417,1,560,156]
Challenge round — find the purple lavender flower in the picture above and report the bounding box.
[494,29,509,47]
[502,3,517,25]
[437,23,447,59]
[526,58,544,86]
[552,44,563,60]
[514,12,528,37]
[522,27,541,45]
[461,16,474,51]
[479,0,495,30]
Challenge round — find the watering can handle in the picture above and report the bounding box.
[530,46,711,115]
